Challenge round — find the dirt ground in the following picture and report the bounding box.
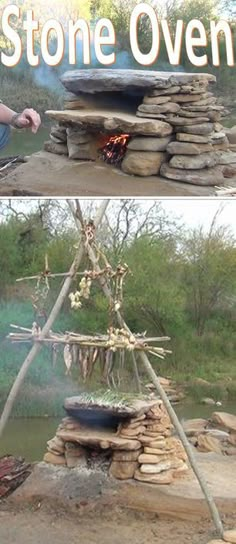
[1,455,236,544]
[0,503,235,544]
[0,150,225,197]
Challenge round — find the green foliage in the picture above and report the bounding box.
[1,202,236,415]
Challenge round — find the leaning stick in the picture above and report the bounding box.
[0,200,109,439]
[69,201,224,539]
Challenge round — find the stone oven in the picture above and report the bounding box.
[43,396,188,484]
[45,69,230,186]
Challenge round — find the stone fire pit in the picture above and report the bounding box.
[43,396,188,484]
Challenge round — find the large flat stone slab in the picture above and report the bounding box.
[57,429,141,450]
[0,151,222,197]
[9,453,236,521]
[46,109,173,137]
[61,69,216,94]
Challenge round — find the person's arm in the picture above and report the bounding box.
[0,103,41,133]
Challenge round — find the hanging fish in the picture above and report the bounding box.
[63,344,73,375]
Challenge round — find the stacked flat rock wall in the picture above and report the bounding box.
[43,400,188,484]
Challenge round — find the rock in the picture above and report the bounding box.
[170,93,205,102]
[144,447,169,455]
[43,452,66,465]
[225,447,236,456]
[44,140,68,155]
[173,462,189,478]
[149,86,181,96]
[197,434,222,454]
[66,128,92,144]
[134,468,173,484]
[61,69,215,94]
[57,429,141,450]
[50,134,65,144]
[121,151,167,176]
[112,449,142,461]
[216,151,236,165]
[148,440,166,449]
[228,433,236,446]
[119,425,146,437]
[136,112,167,120]
[166,116,209,126]
[67,142,95,160]
[201,397,216,405]
[190,97,217,107]
[127,135,172,152]
[138,103,180,114]
[175,123,214,135]
[46,109,173,137]
[109,460,138,480]
[167,141,213,155]
[138,453,165,464]
[182,418,208,436]
[211,412,236,432]
[50,125,67,142]
[222,165,236,178]
[176,132,210,144]
[214,122,224,132]
[140,461,173,473]
[160,163,224,185]
[143,96,171,105]
[169,152,218,170]
[182,105,224,113]
[223,529,236,543]
[226,126,236,145]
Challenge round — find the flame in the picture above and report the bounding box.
[99,134,131,165]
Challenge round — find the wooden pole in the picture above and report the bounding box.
[69,202,224,539]
[0,200,109,439]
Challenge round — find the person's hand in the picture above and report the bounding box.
[14,108,41,133]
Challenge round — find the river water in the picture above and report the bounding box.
[0,127,50,158]
[1,402,236,462]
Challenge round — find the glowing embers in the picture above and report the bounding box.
[99,134,131,166]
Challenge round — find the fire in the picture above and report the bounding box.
[99,134,131,165]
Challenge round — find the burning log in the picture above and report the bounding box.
[99,134,131,165]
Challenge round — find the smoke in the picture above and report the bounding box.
[28,34,185,94]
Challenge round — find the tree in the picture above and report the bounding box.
[181,211,236,336]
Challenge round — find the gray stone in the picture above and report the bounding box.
[128,135,172,151]
[50,125,67,142]
[143,95,171,105]
[61,69,215,95]
[160,163,224,185]
[189,97,217,107]
[67,142,95,161]
[176,123,214,135]
[226,126,236,145]
[138,103,180,114]
[149,86,181,96]
[66,128,92,145]
[182,105,224,112]
[170,94,205,103]
[167,141,213,155]
[44,140,68,156]
[136,112,167,120]
[170,152,218,169]
[122,150,167,176]
[216,151,236,165]
[46,109,173,137]
[166,116,209,126]
[176,132,210,144]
